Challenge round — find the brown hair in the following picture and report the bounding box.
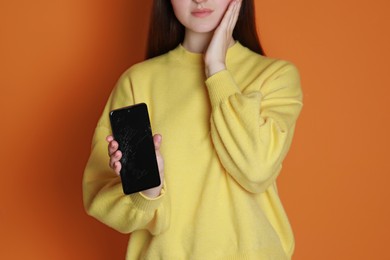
[146,0,265,59]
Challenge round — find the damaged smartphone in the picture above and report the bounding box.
[109,103,161,195]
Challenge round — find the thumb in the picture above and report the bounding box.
[153,134,162,150]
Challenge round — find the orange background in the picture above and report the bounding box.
[1,0,389,259]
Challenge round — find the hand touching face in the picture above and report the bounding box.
[204,0,242,77]
[170,0,242,76]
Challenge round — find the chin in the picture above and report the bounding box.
[188,23,219,34]
[192,28,215,34]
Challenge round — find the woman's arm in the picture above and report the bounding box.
[82,73,170,234]
[206,63,303,193]
[204,0,302,193]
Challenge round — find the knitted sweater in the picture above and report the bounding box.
[83,42,303,259]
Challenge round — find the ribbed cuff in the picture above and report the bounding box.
[205,70,240,107]
[129,182,166,212]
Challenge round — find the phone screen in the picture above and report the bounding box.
[109,103,161,195]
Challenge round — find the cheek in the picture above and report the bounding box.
[214,0,232,21]
[217,0,232,10]
[170,1,187,24]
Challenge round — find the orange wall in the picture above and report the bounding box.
[1,0,389,259]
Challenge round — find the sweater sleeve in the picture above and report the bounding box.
[82,73,170,235]
[205,62,303,193]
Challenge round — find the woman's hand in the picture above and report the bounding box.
[204,0,242,78]
[106,134,165,198]
[107,135,122,174]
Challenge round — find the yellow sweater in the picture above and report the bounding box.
[83,42,303,259]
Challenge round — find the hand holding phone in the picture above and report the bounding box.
[109,103,162,196]
[107,134,164,198]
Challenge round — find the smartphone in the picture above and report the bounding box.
[109,103,161,195]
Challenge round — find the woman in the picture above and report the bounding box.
[83,0,303,259]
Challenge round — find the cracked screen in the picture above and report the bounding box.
[109,103,161,194]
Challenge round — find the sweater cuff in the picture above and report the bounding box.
[129,181,167,212]
[205,70,240,107]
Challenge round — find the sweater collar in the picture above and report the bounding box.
[168,41,244,68]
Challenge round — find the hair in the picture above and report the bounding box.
[146,0,265,59]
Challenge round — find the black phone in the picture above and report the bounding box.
[109,103,161,195]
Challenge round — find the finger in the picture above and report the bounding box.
[218,1,240,38]
[229,0,241,30]
[106,135,114,142]
[113,161,121,176]
[225,0,240,33]
[108,140,119,156]
[109,150,122,169]
[153,134,162,150]
[109,152,116,169]
[218,0,237,29]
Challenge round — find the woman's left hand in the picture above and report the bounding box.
[204,0,242,78]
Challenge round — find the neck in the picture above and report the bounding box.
[182,30,214,53]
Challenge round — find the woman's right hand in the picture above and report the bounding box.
[107,135,122,175]
[106,134,165,198]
